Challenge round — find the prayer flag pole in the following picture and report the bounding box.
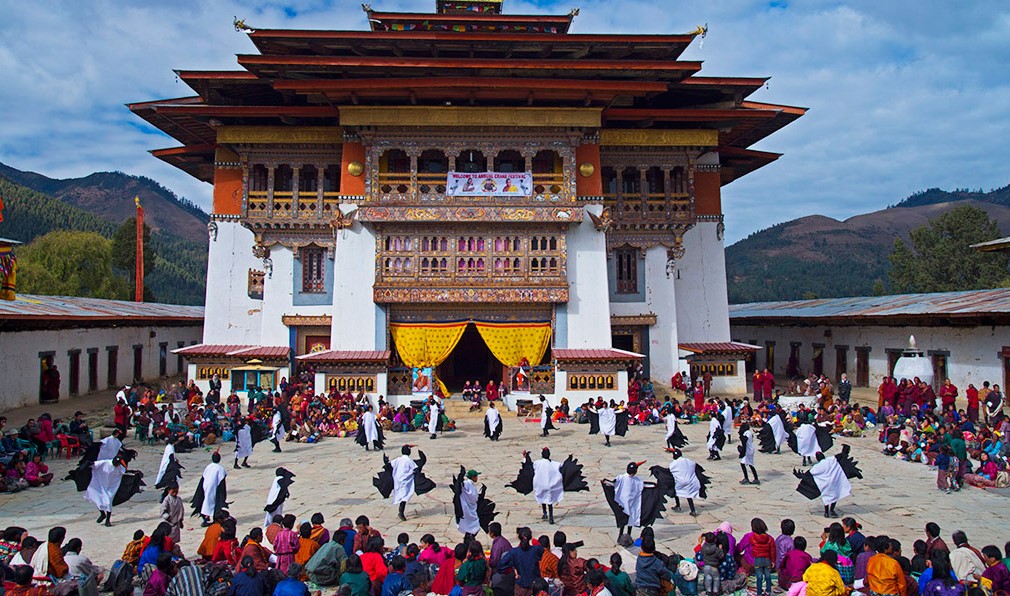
[135,196,144,302]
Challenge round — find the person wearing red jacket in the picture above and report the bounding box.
[939,379,959,411]
[749,518,777,596]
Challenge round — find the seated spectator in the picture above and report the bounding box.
[143,553,177,596]
[275,563,311,596]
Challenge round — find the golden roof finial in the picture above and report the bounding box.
[233,16,254,33]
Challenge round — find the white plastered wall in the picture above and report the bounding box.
[203,221,263,344]
[564,205,614,348]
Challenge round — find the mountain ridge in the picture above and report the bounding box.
[726,185,1010,303]
[0,161,208,243]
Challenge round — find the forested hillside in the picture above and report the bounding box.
[0,177,206,304]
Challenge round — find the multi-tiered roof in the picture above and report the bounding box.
[130,1,804,185]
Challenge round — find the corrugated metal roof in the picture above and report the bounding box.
[173,344,253,356]
[172,344,288,359]
[296,350,390,362]
[679,342,762,354]
[554,348,644,361]
[730,288,1010,321]
[229,346,290,359]
[0,294,203,321]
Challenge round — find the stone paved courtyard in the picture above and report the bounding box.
[3,408,1009,570]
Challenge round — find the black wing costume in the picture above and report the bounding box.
[793,444,862,500]
[816,425,834,453]
[484,415,503,441]
[649,462,711,499]
[559,455,590,492]
[451,465,498,533]
[506,453,535,495]
[600,478,666,529]
[542,406,557,431]
[114,470,145,505]
[373,452,436,498]
[354,419,386,449]
[190,477,228,518]
[264,468,296,512]
[155,456,184,490]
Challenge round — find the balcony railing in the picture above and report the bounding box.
[372,170,571,203]
[246,188,353,223]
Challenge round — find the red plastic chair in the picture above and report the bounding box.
[57,434,81,459]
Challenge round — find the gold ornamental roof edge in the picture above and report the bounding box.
[216,125,344,144]
[338,106,601,128]
[600,128,718,147]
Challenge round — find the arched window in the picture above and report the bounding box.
[494,149,524,173]
[380,149,409,173]
[274,165,293,192]
[601,166,617,196]
[456,149,487,173]
[672,167,686,194]
[250,164,269,191]
[646,166,664,196]
[298,165,318,192]
[621,167,640,196]
[323,164,341,193]
[419,149,448,173]
[532,150,560,174]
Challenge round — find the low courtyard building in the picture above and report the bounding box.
[0,294,203,411]
[730,288,1010,401]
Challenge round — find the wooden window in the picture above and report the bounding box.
[107,347,118,388]
[159,342,168,377]
[302,248,326,293]
[133,345,143,382]
[87,349,99,392]
[855,347,870,387]
[248,269,265,299]
[177,342,185,375]
[68,350,81,395]
[835,346,848,379]
[615,249,638,293]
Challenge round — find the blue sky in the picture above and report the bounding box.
[0,0,1007,243]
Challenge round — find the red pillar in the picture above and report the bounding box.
[135,197,144,302]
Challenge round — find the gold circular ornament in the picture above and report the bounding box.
[347,161,364,177]
[578,162,595,177]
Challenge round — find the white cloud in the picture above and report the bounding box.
[0,0,1007,243]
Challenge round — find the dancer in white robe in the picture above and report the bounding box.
[264,467,295,526]
[721,401,735,444]
[192,452,228,526]
[484,402,503,441]
[86,459,126,527]
[457,470,481,535]
[613,463,644,540]
[793,422,819,465]
[96,430,124,460]
[737,420,759,485]
[234,420,254,469]
[155,439,176,486]
[506,448,588,525]
[270,408,286,453]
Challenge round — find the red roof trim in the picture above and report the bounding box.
[296,350,391,363]
[153,105,338,117]
[172,344,290,359]
[238,55,703,72]
[553,348,644,361]
[679,342,762,355]
[176,70,259,80]
[276,77,667,93]
[740,101,809,115]
[150,144,216,158]
[367,12,573,24]
[250,30,694,44]
[603,108,778,121]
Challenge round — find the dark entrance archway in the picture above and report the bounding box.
[437,324,502,393]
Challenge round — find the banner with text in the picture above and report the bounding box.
[446,172,533,197]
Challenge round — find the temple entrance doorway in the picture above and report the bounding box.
[437,324,502,393]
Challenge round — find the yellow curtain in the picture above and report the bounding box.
[389,321,468,368]
[474,321,552,367]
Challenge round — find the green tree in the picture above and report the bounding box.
[888,205,1009,293]
[111,217,156,300]
[16,230,131,299]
